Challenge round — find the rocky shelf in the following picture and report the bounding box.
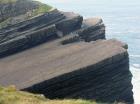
[0,0,133,104]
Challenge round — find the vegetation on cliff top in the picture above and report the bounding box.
[0,0,53,29]
[0,86,96,104]
[0,0,17,4]
[0,86,126,104]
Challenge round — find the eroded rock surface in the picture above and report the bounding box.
[0,0,133,104]
[56,12,83,35]
[0,39,133,103]
[78,17,105,42]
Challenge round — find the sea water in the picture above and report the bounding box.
[38,0,140,103]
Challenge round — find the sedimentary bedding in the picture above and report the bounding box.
[0,0,134,103]
[0,39,133,103]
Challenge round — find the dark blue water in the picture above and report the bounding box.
[38,0,140,103]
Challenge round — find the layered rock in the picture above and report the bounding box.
[56,12,83,35]
[0,0,133,103]
[0,9,85,57]
[59,17,106,45]
[0,25,57,57]
[0,39,133,103]
[78,17,105,42]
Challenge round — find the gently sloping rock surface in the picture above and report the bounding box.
[0,39,133,103]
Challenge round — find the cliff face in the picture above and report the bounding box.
[23,40,133,103]
[0,0,133,104]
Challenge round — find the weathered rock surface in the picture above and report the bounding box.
[0,39,133,103]
[78,17,105,42]
[0,0,134,104]
[56,12,83,35]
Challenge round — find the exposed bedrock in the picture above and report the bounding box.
[0,3,133,103]
[0,11,106,57]
[0,39,133,104]
[0,9,64,39]
[22,40,133,104]
[78,17,105,42]
[0,25,57,57]
[60,17,106,45]
[55,12,83,35]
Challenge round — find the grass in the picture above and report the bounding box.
[0,0,53,29]
[0,86,125,104]
[0,86,97,104]
[34,4,53,14]
[0,0,17,4]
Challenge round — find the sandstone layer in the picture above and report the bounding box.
[0,0,133,103]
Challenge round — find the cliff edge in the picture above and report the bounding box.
[0,0,134,103]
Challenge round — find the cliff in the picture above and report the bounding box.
[0,0,133,104]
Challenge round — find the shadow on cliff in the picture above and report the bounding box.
[22,57,134,104]
[0,34,58,59]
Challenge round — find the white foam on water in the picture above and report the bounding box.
[132,64,140,68]
[131,65,140,104]
[130,55,140,58]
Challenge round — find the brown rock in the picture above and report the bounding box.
[56,12,83,35]
[78,17,105,42]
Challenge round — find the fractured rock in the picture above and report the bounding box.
[0,25,57,57]
[78,17,105,42]
[56,12,83,35]
[0,39,133,103]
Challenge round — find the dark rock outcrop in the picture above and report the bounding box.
[0,39,133,103]
[78,17,105,42]
[0,25,57,57]
[59,17,106,45]
[56,12,83,35]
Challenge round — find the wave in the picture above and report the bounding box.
[130,55,140,58]
[130,65,140,104]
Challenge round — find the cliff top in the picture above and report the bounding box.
[0,86,97,104]
[0,0,52,29]
[0,39,127,89]
[0,0,17,3]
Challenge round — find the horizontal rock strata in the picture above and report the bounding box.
[0,39,133,103]
[0,2,133,103]
[0,9,106,57]
[55,12,83,35]
[78,17,105,42]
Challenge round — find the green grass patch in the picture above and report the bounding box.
[0,86,96,104]
[0,0,17,4]
[35,4,52,14]
[31,4,53,17]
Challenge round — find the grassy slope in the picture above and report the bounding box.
[0,0,53,28]
[0,86,125,104]
[0,86,96,104]
[0,0,17,4]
